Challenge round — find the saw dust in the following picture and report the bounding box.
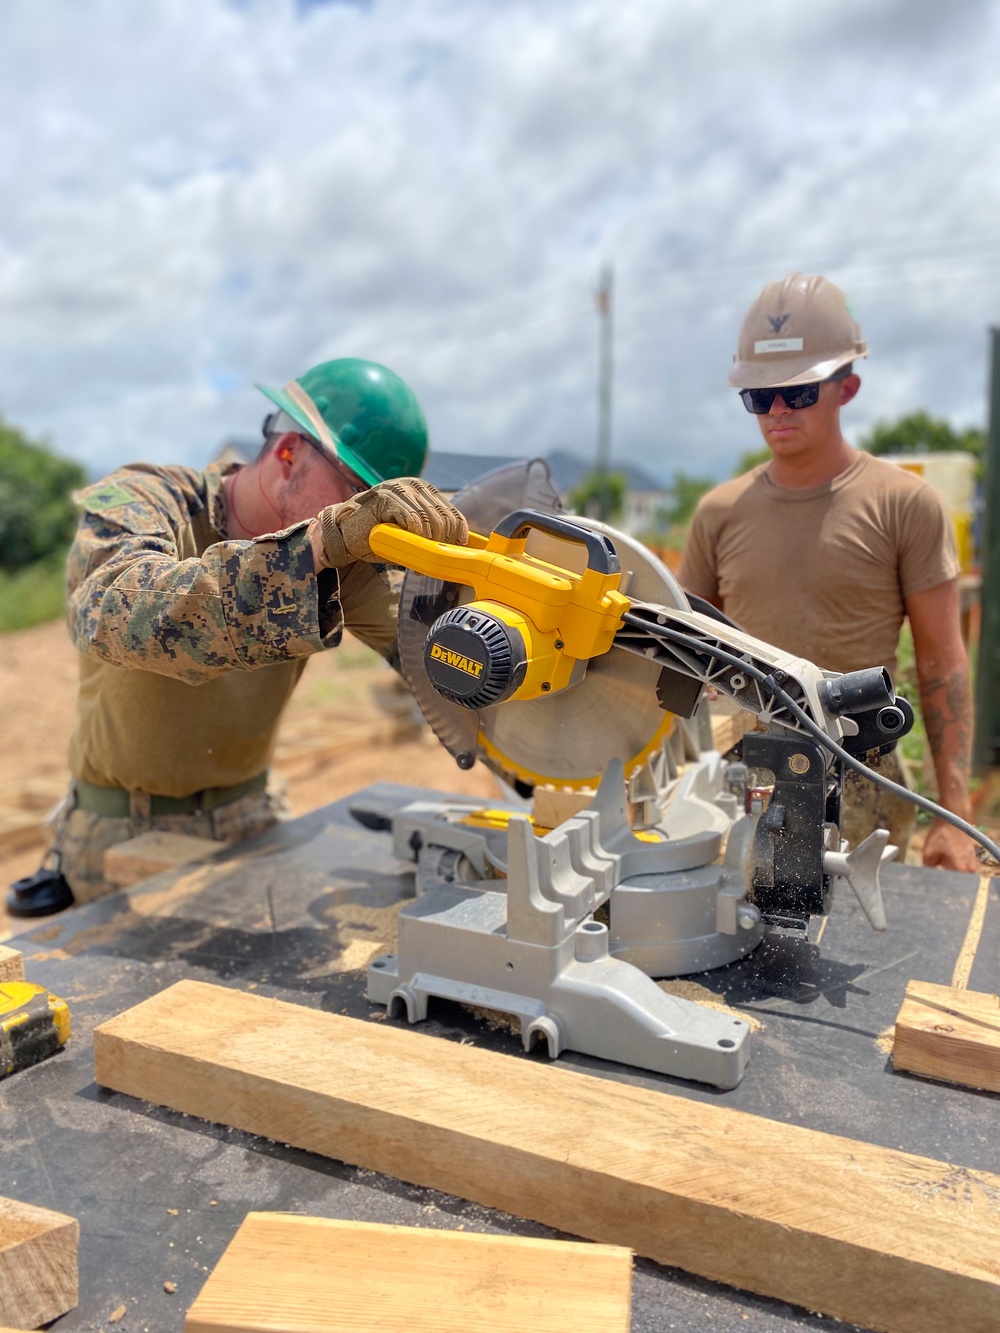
[875,1025,896,1055]
[657,977,763,1033]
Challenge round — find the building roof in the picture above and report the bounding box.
[212,441,668,495]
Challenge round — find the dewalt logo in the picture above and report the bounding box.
[429,643,484,678]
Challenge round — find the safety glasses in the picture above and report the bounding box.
[739,369,849,415]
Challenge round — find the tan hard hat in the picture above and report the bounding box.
[728,272,868,389]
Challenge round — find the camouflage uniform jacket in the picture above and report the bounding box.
[66,462,397,797]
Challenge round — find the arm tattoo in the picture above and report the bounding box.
[919,667,973,789]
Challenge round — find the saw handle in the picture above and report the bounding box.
[491,509,621,576]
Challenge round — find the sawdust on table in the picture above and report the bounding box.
[657,977,763,1033]
[875,1025,896,1055]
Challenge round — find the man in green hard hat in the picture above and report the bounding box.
[8,358,467,917]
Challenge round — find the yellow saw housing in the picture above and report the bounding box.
[369,513,630,707]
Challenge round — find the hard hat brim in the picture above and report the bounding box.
[256,383,382,488]
[728,346,867,390]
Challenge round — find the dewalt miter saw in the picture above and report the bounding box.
[354,463,919,1089]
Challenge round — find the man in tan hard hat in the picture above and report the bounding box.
[681,272,976,872]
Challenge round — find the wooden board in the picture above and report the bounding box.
[103,831,218,888]
[0,1196,78,1330]
[93,979,1000,1333]
[893,979,1000,1093]
[184,1213,632,1333]
[0,946,24,983]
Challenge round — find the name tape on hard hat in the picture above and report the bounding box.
[754,338,804,354]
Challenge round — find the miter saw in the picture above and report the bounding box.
[353,463,916,1090]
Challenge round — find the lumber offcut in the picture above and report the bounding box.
[0,947,24,983]
[95,979,1000,1333]
[0,1196,78,1329]
[893,978,1000,1093]
[185,1213,632,1333]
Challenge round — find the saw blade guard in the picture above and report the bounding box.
[396,462,690,790]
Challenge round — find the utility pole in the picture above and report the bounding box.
[595,263,614,521]
[975,327,1000,768]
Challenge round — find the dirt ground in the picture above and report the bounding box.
[0,620,504,937]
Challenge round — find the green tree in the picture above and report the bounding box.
[658,471,714,528]
[0,418,86,571]
[859,410,984,469]
[569,470,627,523]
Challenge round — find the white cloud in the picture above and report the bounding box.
[1,0,1000,480]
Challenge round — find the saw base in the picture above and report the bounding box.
[365,751,759,1089]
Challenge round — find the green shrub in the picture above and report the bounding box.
[0,419,86,572]
[0,551,69,632]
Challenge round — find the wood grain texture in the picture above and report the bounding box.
[103,831,217,888]
[94,979,1000,1333]
[0,946,23,983]
[184,1213,631,1333]
[893,979,1000,1093]
[0,1196,78,1329]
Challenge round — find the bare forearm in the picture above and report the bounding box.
[917,661,973,817]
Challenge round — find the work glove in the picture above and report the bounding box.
[318,478,469,568]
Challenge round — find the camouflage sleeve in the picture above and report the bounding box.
[66,470,344,685]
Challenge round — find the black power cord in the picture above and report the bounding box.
[621,611,1000,867]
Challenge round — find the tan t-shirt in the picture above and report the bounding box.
[679,451,959,678]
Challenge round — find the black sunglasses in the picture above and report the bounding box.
[739,369,849,415]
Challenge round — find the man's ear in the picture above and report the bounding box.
[839,374,861,406]
[272,432,300,475]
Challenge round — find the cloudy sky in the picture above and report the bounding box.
[3,0,1000,484]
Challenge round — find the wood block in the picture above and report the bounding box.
[893,979,1000,1093]
[0,947,24,983]
[0,1196,78,1329]
[96,980,1000,1333]
[103,831,218,888]
[185,1213,631,1333]
[531,786,595,829]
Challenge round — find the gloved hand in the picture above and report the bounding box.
[318,478,469,568]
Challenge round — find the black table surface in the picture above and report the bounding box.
[2,783,997,1333]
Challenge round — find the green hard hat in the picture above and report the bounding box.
[257,358,428,487]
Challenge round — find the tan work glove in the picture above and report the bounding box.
[318,478,469,569]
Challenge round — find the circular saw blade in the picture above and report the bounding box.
[397,462,689,790]
[478,519,688,790]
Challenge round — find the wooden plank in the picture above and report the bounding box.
[103,831,218,889]
[185,1213,631,1333]
[0,947,24,983]
[893,979,1000,1093]
[0,1196,78,1330]
[94,980,1000,1333]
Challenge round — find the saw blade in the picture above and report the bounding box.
[477,519,688,790]
[398,456,690,790]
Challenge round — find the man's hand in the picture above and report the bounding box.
[922,817,980,873]
[315,479,469,569]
